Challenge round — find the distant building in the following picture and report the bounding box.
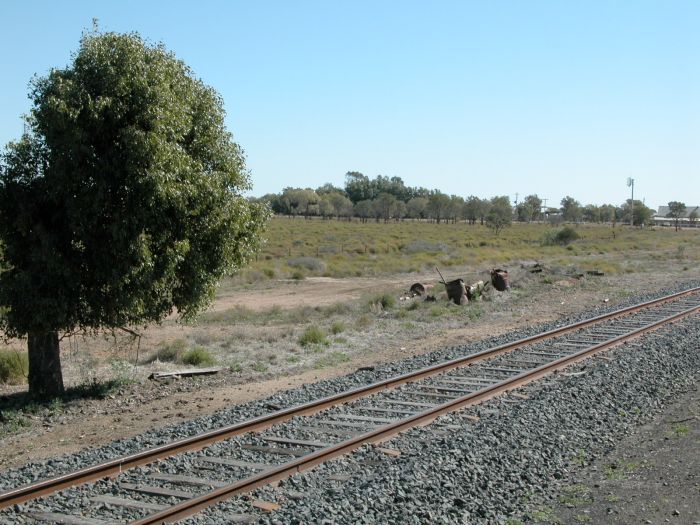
[653,205,699,227]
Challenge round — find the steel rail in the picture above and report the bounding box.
[0,286,698,509]
[132,299,700,525]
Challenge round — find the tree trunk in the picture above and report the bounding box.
[27,331,64,398]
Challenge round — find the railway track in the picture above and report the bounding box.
[2,286,699,524]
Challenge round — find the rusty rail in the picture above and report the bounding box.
[132,297,700,524]
[0,286,698,511]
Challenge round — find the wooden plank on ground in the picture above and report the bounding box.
[263,436,331,448]
[374,446,402,457]
[313,419,376,429]
[90,495,167,511]
[297,425,364,438]
[328,413,396,424]
[252,500,281,512]
[149,473,227,488]
[148,367,223,380]
[28,513,109,525]
[119,482,194,499]
[196,456,272,470]
[356,406,417,416]
[378,400,436,408]
[241,444,308,457]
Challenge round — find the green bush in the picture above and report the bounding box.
[330,321,345,334]
[368,293,396,310]
[541,226,580,246]
[298,326,328,346]
[287,257,326,272]
[181,346,216,366]
[0,349,28,384]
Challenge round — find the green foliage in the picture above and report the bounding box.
[542,226,580,246]
[298,326,328,346]
[181,346,216,366]
[0,349,28,383]
[330,321,345,334]
[287,257,326,273]
[251,361,268,373]
[368,293,396,310]
[486,195,512,235]
[671,423,689,437]
[0,30,268,395]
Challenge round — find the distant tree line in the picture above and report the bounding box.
[252,172,658,230]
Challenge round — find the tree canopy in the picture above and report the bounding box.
[0,31,269,397]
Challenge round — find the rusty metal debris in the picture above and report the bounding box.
[490,269,510,291]
[444,278,468,305]
[409,282,434,296]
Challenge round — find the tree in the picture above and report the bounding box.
[620,199,654,227]
[516,195,542,222]
[406,197,428,219]
[582,204,600,223]
[560,196,582,223]
[689,208,699,226]
[328,193,354,220]
[0,31,269,397]
[486,196,512,236]
[426,191,451,223]
[354,199,373,223]
[372,192,397,222]
[666,201,686,231]
[463,196,488,225]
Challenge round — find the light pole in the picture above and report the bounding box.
[627,177,635,226]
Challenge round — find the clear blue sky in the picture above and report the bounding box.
[1,1,698,209]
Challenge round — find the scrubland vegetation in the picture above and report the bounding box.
[234,218,698,283]
[1,218,699,395]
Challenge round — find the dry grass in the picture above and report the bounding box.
[236,218,700,282]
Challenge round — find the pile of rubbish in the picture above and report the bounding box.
[406,267,510,305]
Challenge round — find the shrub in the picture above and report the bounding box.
[541,226,580,246]
[287,257,326,272]
[0,349,28,383]
[298,326,328,346]
[368,293,396,311]
[330,321,345,334]
[290,269,306,280]
[181,346,216,366]
[400,240,449,254]
[251,361,268,373]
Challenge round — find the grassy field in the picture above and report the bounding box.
[1,217,699,396]
[237,218,700,282]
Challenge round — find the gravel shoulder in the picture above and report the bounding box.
[547,383,699,525]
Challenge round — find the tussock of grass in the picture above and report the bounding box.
[181,346,216,366]
[298,326,328,346]
[0,349,28,384]
[330,321,345,334]
[149,339,188,363]
[368,292,396,311]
